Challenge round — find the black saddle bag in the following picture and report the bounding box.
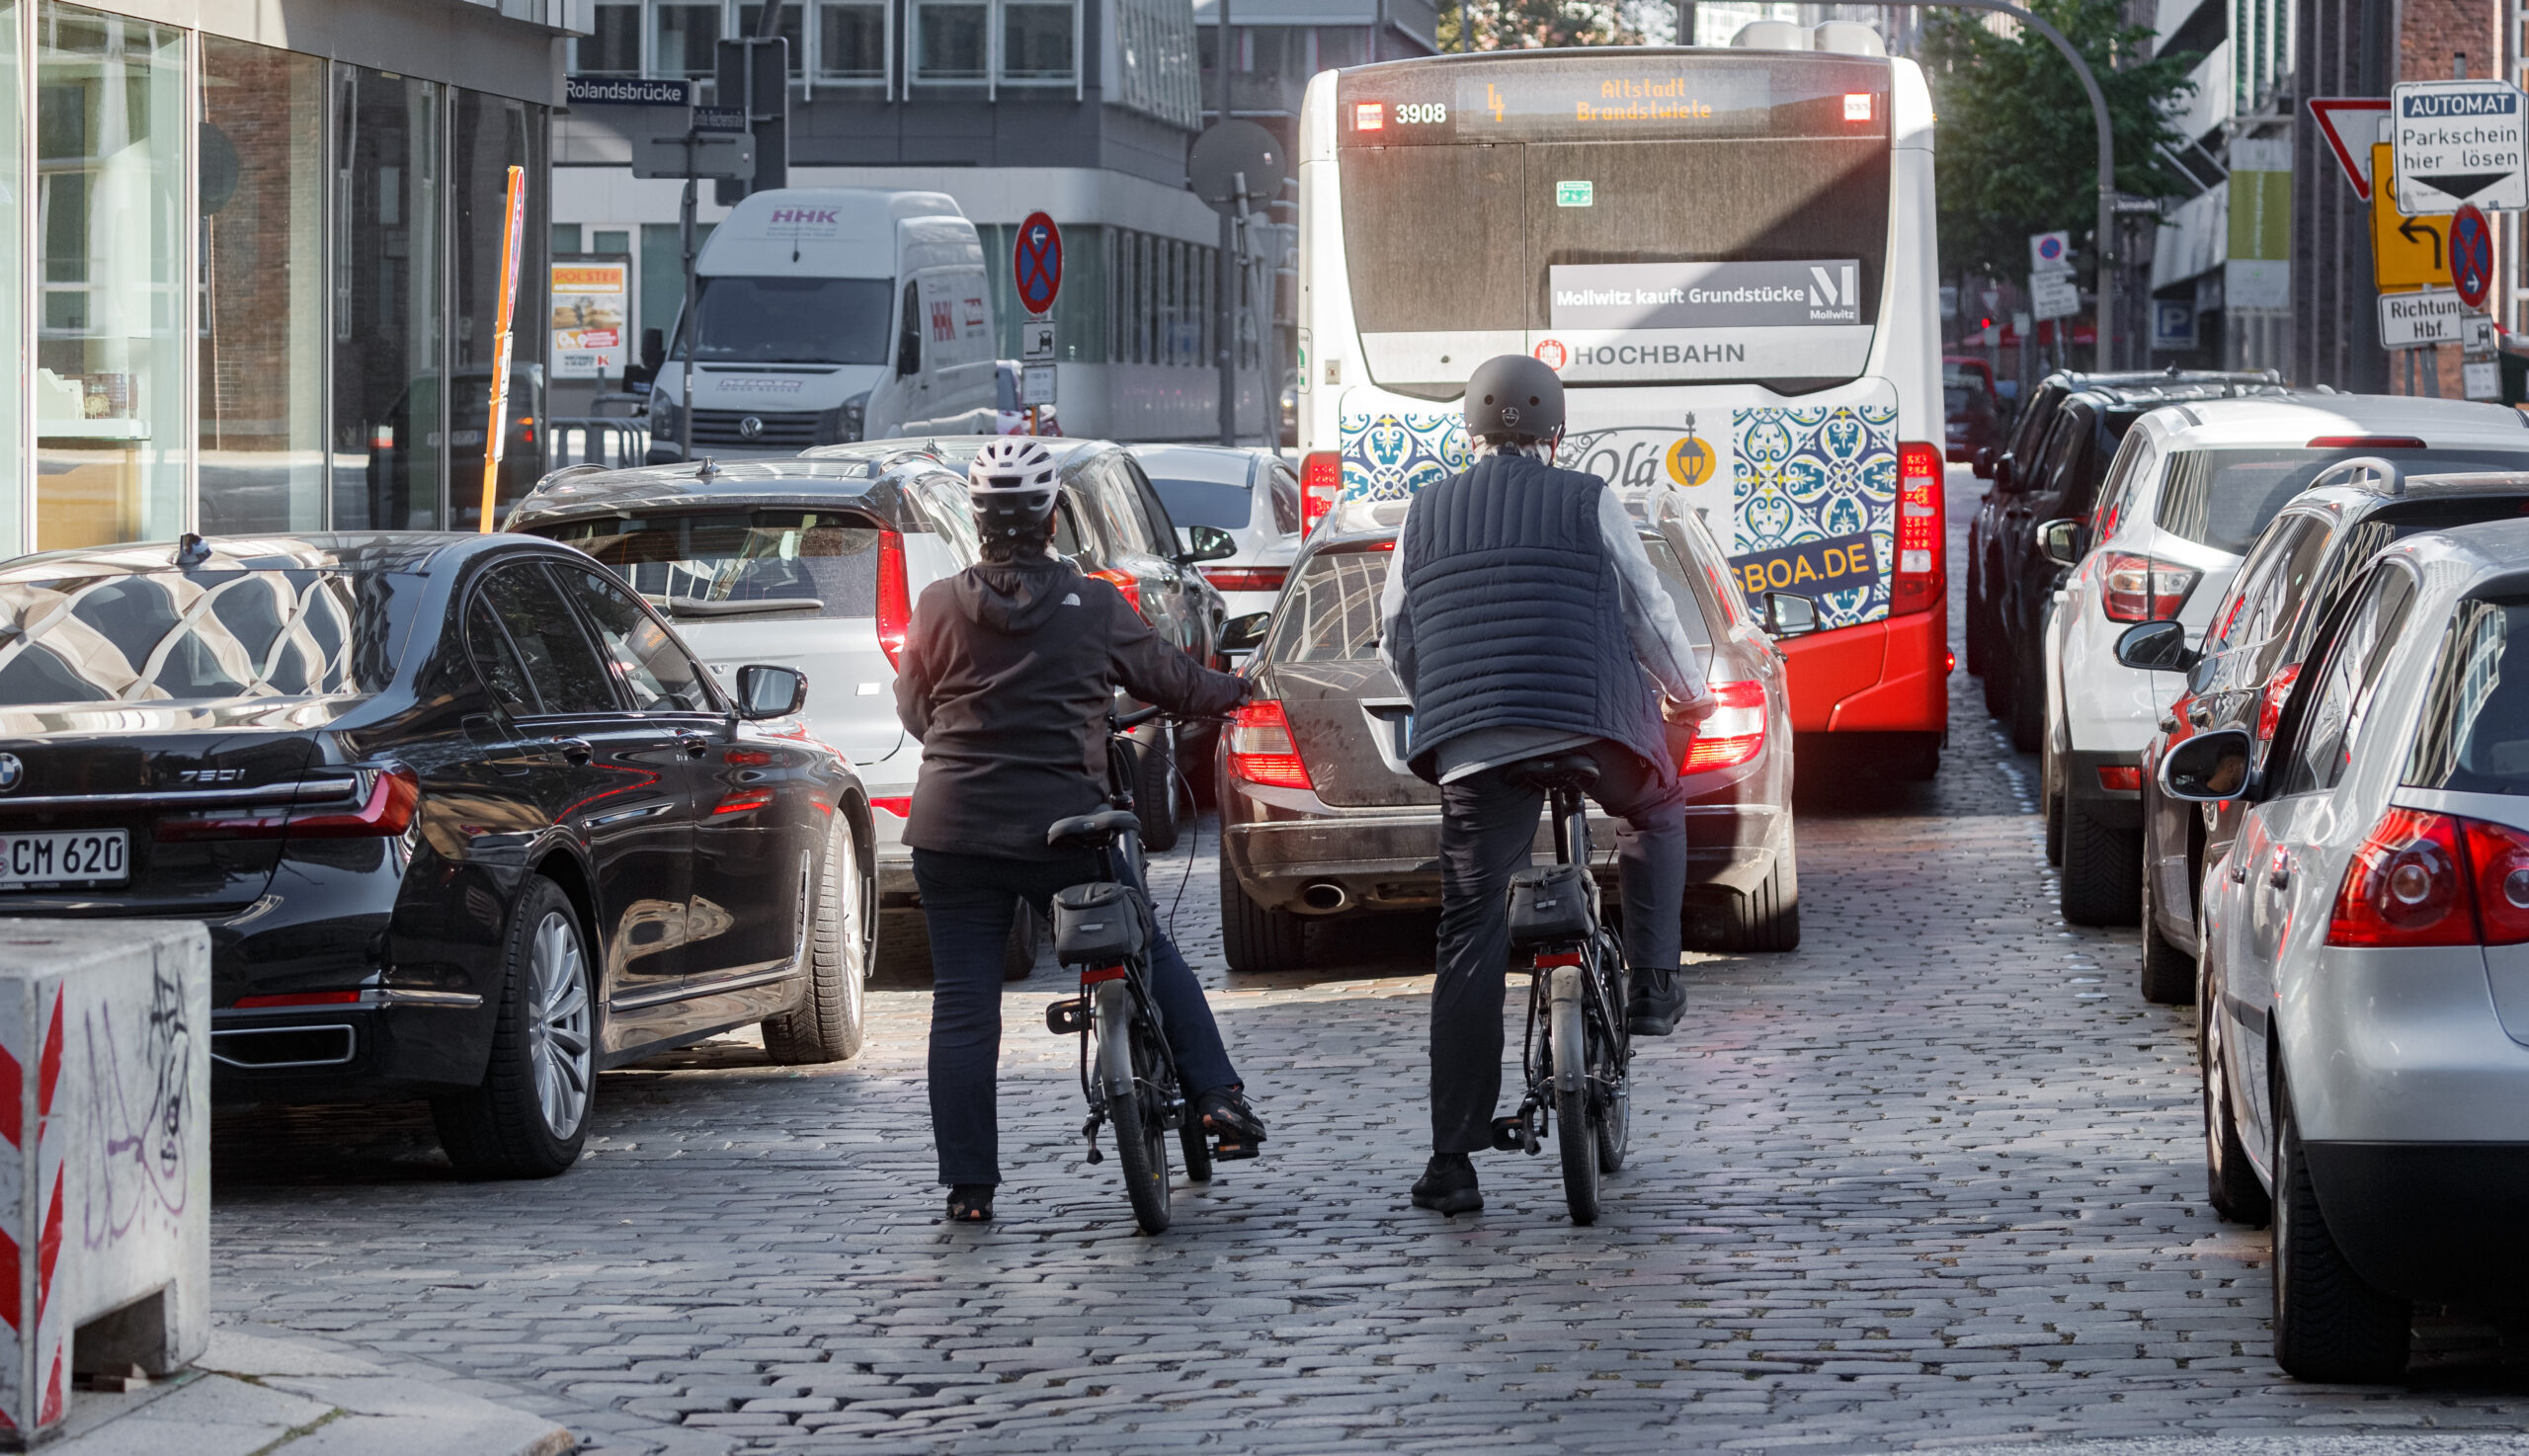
[1051,880,1149,966]
[1507,862,1593,946]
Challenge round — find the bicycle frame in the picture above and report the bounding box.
[1511,784,1629,1151]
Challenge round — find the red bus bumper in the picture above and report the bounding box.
[1776,606,1949,734]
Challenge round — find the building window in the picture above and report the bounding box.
[1002,0,1076,83]
[653,3,721,81]
[581,2,642,74]
[1113,0,1199,126]
[0,0,21,557]
[452,91,551,531]
[914,0,988,81]
[817,0,888,82]
[737,4,807,77]
[332,66,445,531]
[35,3,188,551]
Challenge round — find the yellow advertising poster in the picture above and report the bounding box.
[552,261,629,378]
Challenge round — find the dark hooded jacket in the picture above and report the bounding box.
[895,553,1247,859]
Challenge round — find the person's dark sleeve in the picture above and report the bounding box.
[1101,586,1247,717]
[893,588,944,740]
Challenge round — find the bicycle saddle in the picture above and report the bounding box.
[1504,754,1600,792]
[1046,808,1140,850]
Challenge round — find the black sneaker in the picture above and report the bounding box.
[1411,1153,1483,1215]
[1627,967,1682,1037]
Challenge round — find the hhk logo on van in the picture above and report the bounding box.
[765,207,843,239]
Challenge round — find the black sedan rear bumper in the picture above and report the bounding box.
[211,996,495,1105]
[2305,1141,2529,1305]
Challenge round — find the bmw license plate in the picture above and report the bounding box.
[0,830,128,889]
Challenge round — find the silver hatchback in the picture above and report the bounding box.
[2172,514,2529,1381]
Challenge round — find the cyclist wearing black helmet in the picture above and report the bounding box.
[1378,355,1718,1216]
[895,438,1268,1225]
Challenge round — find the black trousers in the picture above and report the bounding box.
[1429,739,1686,1155]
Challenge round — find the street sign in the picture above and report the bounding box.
[2151,298,2197,351]
[630,131,756,181]
[1188,121,1284,205]
[1020,364,1056,407]
[2467,360,2502,399]
[566,76,693,108]
[2309,97,2393,200]
[2465,312,2498,353]
[693,106,747,132]
[2030,272,2080,321]
[2452,203,2496,308]
[2379,288,2471,349]
[2391,80,2529,213]
[1014,212,1063,316]
[2370,144,2451,290]
[1020,319,1057,362]
[2029,231,2072,276]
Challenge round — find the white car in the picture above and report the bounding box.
[2039,394,2529,927]
[2167,519,2529,1381]
[1127,444,1302,637]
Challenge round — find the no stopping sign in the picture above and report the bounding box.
[1015,212,1063,316]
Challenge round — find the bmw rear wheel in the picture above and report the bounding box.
[434,878,596,1179]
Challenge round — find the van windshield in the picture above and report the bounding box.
[675,277,894,364]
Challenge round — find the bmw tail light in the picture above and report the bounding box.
[2327,808,2475,946]
[158,768,420,843]
[1300,451,1342,537]
[1226,699,1314,789]
[2098,552,2200,623]
[1088,567,1143,615]
[876,528,911,670]
[1200,566,1288,594]
[1680,680,1767,772]
[1891,442,1943,616]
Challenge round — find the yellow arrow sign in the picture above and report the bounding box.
[2372,142,2453,291]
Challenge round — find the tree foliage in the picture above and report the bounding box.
[1920,0,2199,287]
[1436,0,1669,53]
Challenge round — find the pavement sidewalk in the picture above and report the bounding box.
[50,1323,572,1456]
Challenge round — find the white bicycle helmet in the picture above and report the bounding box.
[968,437,1061,550]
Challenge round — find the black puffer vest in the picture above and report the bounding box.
[1393,453,1670,784]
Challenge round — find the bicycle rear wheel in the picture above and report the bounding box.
[1549,967,1601,1225]
[1096,981,1173,1233]
[1180,1124,1214,1182]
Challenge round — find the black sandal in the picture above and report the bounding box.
[1194,1087,1267,1161]
[945,1183,995,1222]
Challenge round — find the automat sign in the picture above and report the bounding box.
[2391,80,2529,213]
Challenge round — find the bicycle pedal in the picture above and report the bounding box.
[1081,1115,1104,1164]
[1161,1096,1187,1131]
[1489,1114,1528,1153]
[1044,997,1091,1036]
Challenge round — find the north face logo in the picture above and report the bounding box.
[1062,593,1081,606]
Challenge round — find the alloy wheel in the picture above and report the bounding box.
[527,911,595,1138]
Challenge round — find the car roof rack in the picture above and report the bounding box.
[2399,469,2529,499]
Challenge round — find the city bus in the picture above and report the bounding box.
[1293,30,1948,776]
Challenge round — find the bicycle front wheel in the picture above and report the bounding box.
[1095,980,1173,1233]
[1595,937,1631,1173]
[1549,968,1601,1226]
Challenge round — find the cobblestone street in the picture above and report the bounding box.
[209,475,2529,1453]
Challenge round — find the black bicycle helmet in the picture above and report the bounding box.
[1463,354,1565,443]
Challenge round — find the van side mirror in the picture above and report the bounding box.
[2114,619,2199,673]
[1181,525,1237,565]
[640,327,666,374]
[2038,518,2082,569]
[733,664,807,720]
[897,284,922,376]
[1218,611,1270,652]
[1762,591,1819,638]
[2161,727,2254,803]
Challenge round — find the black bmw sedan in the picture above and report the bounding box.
[0,533,875,1177]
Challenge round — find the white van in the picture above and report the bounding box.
[647,188,998,461]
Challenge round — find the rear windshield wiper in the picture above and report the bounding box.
[661,596,824,617]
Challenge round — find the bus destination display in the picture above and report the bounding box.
[1338,55,1888,144]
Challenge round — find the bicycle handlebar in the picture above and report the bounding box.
[1111,703,1168,732]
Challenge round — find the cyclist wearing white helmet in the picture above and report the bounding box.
[895,437,1265,1223]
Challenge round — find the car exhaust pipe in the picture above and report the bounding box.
[1298,881,1350,914]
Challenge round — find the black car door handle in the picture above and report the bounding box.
[550,737,594,766]
[676,731,709,759]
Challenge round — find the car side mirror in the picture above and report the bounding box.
[2038,518,2083,569]
[1972,445,1997,480]
[2114,619,2199,673]
[2160,727,2254,803]
[734,664,807,720]
[1218,611,1270,652]
[1992,454,2014,492]
[640,327,666,374]
[1762,591,1819,638]
[1181,525,1237,565]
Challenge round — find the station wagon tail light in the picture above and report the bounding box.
[2098,552,2200,622]
[2256,663,2303,741]
[1680,679,1766,772]
[1226,699,1314,789]
[1201,566,1287,594]
[875,527,910,670]
[1891,442,1943,616]
[1300,452,1342,537]
[1088,567,1143,615]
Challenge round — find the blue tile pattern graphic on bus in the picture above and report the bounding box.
[1734,403,1897,629]
[1338,410,1468,504]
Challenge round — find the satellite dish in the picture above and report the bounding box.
[1188,121,1284,205]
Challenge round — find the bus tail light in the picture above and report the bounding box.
[2098,553,2200,622]
[1301,451,1342,536]
[1680,679,1766,772]
[876,527,910,670]
[1891,442,1943,615]
[1227,700,1314,789]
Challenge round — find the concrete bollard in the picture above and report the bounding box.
[0,922,209,1447]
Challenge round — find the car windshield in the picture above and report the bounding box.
[0,569,374,706]
[543,512,882,620]
[2159,447,2529,553]
[1265,547,1391,662]
[1148,476,1252,530]
[674,276,893,364]
[2407,598,2529,794]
